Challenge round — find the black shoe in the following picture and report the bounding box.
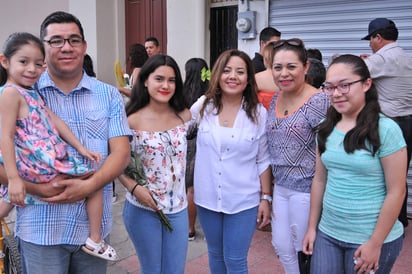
[112,193,118,203]
[188,231,196,241]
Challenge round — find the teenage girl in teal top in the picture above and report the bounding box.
[302,54,406,274]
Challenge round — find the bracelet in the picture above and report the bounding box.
[130,183,139,195]
[261,191,271,195]
[260,194,273,204]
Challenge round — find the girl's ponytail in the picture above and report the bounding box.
[0,65,7,86]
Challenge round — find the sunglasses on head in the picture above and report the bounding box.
[272,38,304,49]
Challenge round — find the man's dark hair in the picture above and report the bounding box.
[259,27,281,43]
[145,36,159,47]
[306,58,326,89]
[306,48,323,62]
[40,11,85,40]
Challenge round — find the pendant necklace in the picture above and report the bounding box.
[284,110,288,115]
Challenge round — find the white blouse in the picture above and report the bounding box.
[190,96,270,214]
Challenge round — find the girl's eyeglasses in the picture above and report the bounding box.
[160,131,177,182]
[159,131,177,157]
[321,79,365,96]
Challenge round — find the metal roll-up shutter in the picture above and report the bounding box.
[269,0,412,66]
[269,0,412,217]
[408,163,412,218]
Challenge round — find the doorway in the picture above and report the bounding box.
[209,5,238,69]
[124,0,167,73]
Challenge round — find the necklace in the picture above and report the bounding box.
[284,110,288,115]
[223,120,229,127]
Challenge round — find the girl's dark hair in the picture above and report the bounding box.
[1,32,45,86]
[183,58,209,107]
[317,54,381,155]
[128,43,148,69]
[126,54,186,119]
[200,49,259,123]
[83,54,96,77]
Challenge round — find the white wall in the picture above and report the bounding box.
[237,0,267,59]
[0,0,124,86]
[96,0,124,86]
[167,0,208,75]
[0,0,68,43]
[69,0,98,73]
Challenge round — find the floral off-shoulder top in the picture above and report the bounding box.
[125,122,190,214]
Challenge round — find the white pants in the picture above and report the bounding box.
[271,185,310,274]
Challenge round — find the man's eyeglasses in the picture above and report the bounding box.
[272,38,304,49]
[43,36,83,48]
[321,79,365,95]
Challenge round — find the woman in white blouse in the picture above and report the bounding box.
[190,49,272,273]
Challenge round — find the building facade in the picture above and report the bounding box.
[1,0,411,215]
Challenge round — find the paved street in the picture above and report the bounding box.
[108,180,412,274]
[5,180,410,273]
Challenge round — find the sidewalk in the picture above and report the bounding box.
[108,180,412,274]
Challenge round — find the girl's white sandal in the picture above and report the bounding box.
[81,237,118,261]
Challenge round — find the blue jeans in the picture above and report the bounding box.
[18,237,107,274]
[197,205,258,274]
[311,230,403,274]
[123,200,188,274]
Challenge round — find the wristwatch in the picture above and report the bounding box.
[260,194,272,204]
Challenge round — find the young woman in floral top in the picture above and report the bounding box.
[118,54,191,274]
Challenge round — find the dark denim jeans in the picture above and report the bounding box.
[311,230,403,274]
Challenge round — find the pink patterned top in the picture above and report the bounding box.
[0,84,92,204]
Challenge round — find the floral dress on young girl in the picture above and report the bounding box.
[0,83,93,204]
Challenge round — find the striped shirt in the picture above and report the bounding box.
[15,71,132,245]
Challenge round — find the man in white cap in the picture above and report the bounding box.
[361,18,412,228]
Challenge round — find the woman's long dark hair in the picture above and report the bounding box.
[183,58,209,107]
[125,54,186,119]
[317,54,381,155]
[200,49,259,123]
[128,43,148,69]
